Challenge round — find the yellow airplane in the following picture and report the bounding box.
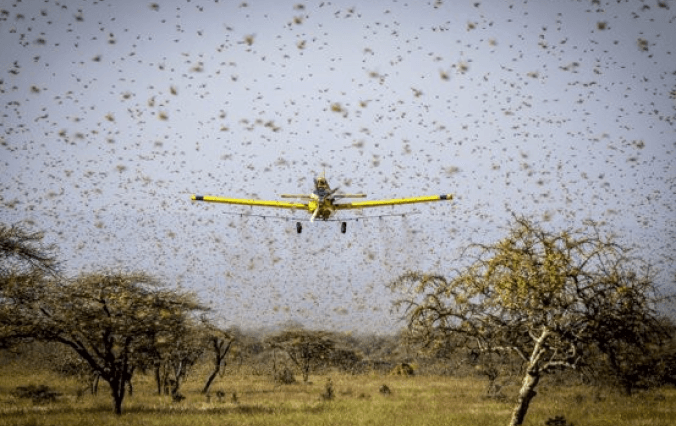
[191,174,452,233]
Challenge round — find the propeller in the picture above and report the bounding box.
[325,187,340,200]
[283,178,366,221]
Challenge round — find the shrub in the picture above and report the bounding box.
[390,363,415,376]
[321,378,334,400]
[11,384,61,404]
[545,415,574,426]
[274,367,296,384]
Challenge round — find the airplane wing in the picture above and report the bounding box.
[334,194,452,210]
[215,210,420,222]
[280,194,313,199]
[332,193,367,200]
[191,195,308,210]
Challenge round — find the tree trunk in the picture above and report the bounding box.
[203,339,232,394]
[172,360,185,395]
[91,373,100,395]
[302,364,310,383]
[113,393,123,415]
[509,326,550,426]
[202,366,220,394]
[110,376,126,415]
[127,366,135,396]
[509,370,540,426]
[154,364,162,395]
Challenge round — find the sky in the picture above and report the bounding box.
[1,0,674,333]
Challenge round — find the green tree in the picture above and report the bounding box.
[267,329,334,383]
[389,216,670,426]
[152,318,206,398]
[0,223,58,348]
[2,270,205,414]
[589,316,674,395]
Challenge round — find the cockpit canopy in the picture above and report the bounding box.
[315,176,329,190]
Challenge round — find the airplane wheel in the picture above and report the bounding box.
[341,222,347,233]
[296,222,302,234]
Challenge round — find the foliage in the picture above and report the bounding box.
[152,319,206,397]
[274,367,297,384]
[0,223,58,349]
[580,323,676,394]
[10,384,61,404]
[389,216,671,426]
[545,416,574,426]
[320,378,334,400]
[1,269,206,414]
[0,223,58,277]
[200,320,237,394]
[267,329,335,382]
[325,347,362,373]
[390,363,415,376]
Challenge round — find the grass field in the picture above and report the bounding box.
[1,361,675,426]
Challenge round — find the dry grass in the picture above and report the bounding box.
[0,361,674,426]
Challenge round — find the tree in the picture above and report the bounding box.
[267,329,334,383]
[389,216,670,426]
[0,223,57,276]
[0,223,58,349]
[2,270,205,414]
[201,322,237,394]
[152,318,205,398]
[589,316,675,395]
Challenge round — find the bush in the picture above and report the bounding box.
[11,384,61,404]
[545,415,574,426]
[274,367,296,384]
[321,378,334,400]
[390,363,415,376]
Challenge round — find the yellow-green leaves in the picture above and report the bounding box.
[389,215,666,385]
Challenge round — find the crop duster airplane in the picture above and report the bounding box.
[191,175,453,233]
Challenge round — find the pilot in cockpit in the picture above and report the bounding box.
[313,176,331,198]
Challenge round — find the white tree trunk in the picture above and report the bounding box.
[509,369,540,426]
[509,327,549,426]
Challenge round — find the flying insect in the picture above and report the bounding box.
[191,174,453,233]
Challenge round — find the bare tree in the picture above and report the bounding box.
[389,216,670,426]
[201,322,236,394]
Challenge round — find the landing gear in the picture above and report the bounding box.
[341,222,347,234]
[296,222,302,234]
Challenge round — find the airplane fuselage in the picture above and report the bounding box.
[308,175,338,221]
[308,196,336,221]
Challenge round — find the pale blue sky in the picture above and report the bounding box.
[1,0,674,332]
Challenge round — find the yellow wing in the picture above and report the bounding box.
[191,195,308,210]
[334,194,452,210]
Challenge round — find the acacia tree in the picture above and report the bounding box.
[389,216,670,426]
[2,270,205,414]
[0,223,58,349]
[201,322,237,394]
[152,319,206,398]
[0,223,57,276]
[267,329,334,383]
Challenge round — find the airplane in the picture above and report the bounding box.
[191,174,453,233]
